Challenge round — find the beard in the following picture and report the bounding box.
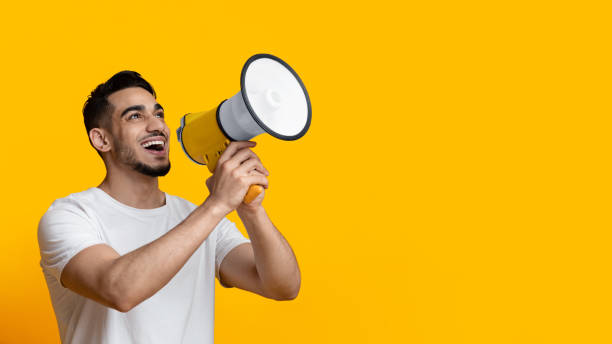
[133,160,171,177]
[115,139,171,177]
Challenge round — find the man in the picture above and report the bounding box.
[37,71,301,344]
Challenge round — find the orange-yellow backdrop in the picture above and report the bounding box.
[1,1,610,343]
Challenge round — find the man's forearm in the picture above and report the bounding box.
[105,198,227,311]
[237,206,301,299]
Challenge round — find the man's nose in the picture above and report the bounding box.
[146,114,166,133]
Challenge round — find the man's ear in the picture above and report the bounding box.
[89,128,112,153]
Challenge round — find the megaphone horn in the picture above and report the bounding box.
[177,54,312,204]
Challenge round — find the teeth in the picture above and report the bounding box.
[142,140,164,148]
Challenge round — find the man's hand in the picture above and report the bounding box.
[205,141,269,215]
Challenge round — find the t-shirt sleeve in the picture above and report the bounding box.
[37,200,106,286]
[214,217,251,288]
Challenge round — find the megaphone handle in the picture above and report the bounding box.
[244,184,264,204]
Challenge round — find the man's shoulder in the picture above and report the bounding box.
[39,188,101,236]
[45,188,100,213]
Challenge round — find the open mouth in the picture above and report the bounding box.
[141,140,166,155]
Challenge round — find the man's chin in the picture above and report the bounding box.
[134,161,171,177]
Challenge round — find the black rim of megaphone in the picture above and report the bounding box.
[240,54,312,141]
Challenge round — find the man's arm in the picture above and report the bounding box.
[209,141,300,300]
[61,198,227,312]
[218,205,301,300]
[62,141,267,312]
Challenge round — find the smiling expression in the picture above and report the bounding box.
[106,87,171,177]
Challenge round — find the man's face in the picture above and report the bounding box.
[106,87,171,177]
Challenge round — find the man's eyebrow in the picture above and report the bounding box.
[120,104,164,118]
[120,105,145,118]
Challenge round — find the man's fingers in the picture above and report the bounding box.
[236,157,268,177]
[245,173,269,189]
[216,141,256,167]
[221,146,261,172]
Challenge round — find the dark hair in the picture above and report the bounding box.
[83,71,156,136]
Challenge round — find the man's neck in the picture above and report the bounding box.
[98,166,166,209]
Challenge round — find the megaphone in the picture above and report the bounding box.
[176,54,312,204]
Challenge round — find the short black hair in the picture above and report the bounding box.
[83,71,156,136]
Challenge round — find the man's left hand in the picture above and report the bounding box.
[205,149,269,214]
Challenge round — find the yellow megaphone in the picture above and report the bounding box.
[176,54,312,203]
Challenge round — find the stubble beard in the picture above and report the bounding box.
[116,139,171,177]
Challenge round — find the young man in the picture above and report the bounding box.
[37,71,301,344]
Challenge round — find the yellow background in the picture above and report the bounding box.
[1,0,610,343]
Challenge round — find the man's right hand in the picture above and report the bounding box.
[205,141,269,215]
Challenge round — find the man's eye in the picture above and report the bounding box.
[155,112,165,118]
[129,113,141,120]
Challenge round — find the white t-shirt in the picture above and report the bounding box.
[37,187,250,344]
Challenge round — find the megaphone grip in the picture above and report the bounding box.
[243,184,264,204]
